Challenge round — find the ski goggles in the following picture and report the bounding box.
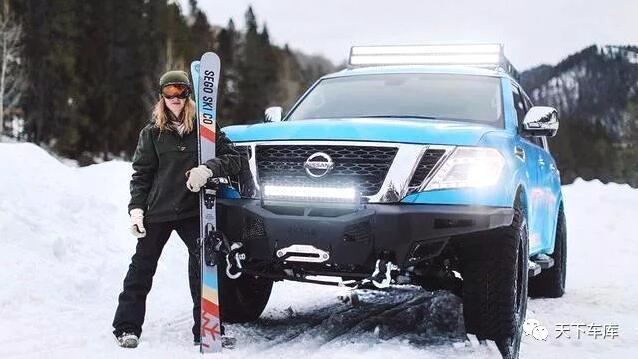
[161,84,191,99]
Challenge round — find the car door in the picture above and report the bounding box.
[512,84,544,254]
[538,137,562,252]
[521,92,560,253]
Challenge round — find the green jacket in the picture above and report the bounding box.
[128,121,241,223]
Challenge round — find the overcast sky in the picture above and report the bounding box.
[190,0,638,71]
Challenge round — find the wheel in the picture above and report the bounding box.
[529,204,567,298]
[460,204,529,359]
[218,265,273,323]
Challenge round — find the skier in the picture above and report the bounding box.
[112,70,241,348]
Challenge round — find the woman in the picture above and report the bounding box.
[112,70,241,348]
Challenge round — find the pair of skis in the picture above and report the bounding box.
[191,52,224,354]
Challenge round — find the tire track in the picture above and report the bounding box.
[229,287,467,353]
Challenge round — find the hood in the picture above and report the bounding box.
[222,118,499,146]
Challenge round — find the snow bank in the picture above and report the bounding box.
[0,143,636,358]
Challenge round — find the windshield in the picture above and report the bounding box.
[287,73,503,126]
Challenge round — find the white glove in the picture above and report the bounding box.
[129,208,146,238]
[186,164,213,192]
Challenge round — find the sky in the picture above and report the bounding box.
[189,0,638,71]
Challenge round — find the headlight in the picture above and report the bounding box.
[424,147,504,190]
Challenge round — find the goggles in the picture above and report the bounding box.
[161,84,190,99]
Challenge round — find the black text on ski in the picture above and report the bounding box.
[201,70,216,125]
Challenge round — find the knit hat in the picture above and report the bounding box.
[159,70,191,90]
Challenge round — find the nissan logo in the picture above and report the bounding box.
[304,152,334,178]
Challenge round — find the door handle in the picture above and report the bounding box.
[538,158,545,166]
[514,146,525,161]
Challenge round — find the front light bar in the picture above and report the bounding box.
[262,184,359,203]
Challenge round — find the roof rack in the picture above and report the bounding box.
[348,44,519,80]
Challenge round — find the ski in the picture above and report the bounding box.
[191,52,223,354]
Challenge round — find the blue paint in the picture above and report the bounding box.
[224,118,495,146]
[222,65,563,257]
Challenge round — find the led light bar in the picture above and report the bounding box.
[348,44,519,79]
[262,184,358,203]
[352,44,502,56]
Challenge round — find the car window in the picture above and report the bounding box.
[287,74,504,126]
[523,93,533,112]
[520,91,549,150]
[512,84,544,148]
[512,85,526,125]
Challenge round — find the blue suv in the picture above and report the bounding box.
[216,45,566,358]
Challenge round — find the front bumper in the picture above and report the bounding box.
[217,199,513,273]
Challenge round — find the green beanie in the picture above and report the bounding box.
[159,70,191,89]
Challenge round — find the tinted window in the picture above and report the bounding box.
[523,93,533,112]
[287,74,504,126]
[512,85,526,124]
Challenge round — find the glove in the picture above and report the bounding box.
[186,164,213,192]
[129,208,146,238]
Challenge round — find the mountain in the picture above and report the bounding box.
[520,45,638,187]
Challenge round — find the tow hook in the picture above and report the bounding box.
[225,242,246,279]
[341,258,399,289]
[370,259,399,289]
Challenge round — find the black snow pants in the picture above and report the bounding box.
[112,216,201,340]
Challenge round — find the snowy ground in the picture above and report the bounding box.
[1,142,636,358]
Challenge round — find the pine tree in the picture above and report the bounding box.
[16,0,79,150]
[10,1,336,161]
[162,2,191,71]
[216,19,239,124]
[72,0,166,159]
[275,44,304,111]
[0,0,23,138]
[186,0,214,67]
[234,6,278,124]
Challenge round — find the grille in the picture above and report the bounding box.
[408,149,446,188]
[243,215,266,241]
[343,221,371,243]
[256,145,398,196]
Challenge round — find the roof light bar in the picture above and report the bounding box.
[350,54,501,66]
[351,44,502,56]
[348,44,518,79]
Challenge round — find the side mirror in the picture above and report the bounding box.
[522,106,559,137]
[264,106,283,123]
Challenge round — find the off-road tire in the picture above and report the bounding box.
[460,205,529,359]
[219,266,273,323]
[529,204,566,298]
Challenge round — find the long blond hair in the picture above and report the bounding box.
[152,96,197,133]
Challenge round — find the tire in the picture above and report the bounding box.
[219,266,273,323]
[460,205,529,359]
[529,204,566,298]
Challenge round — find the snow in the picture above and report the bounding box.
[600,45,638,65]
[1,142,637,358]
